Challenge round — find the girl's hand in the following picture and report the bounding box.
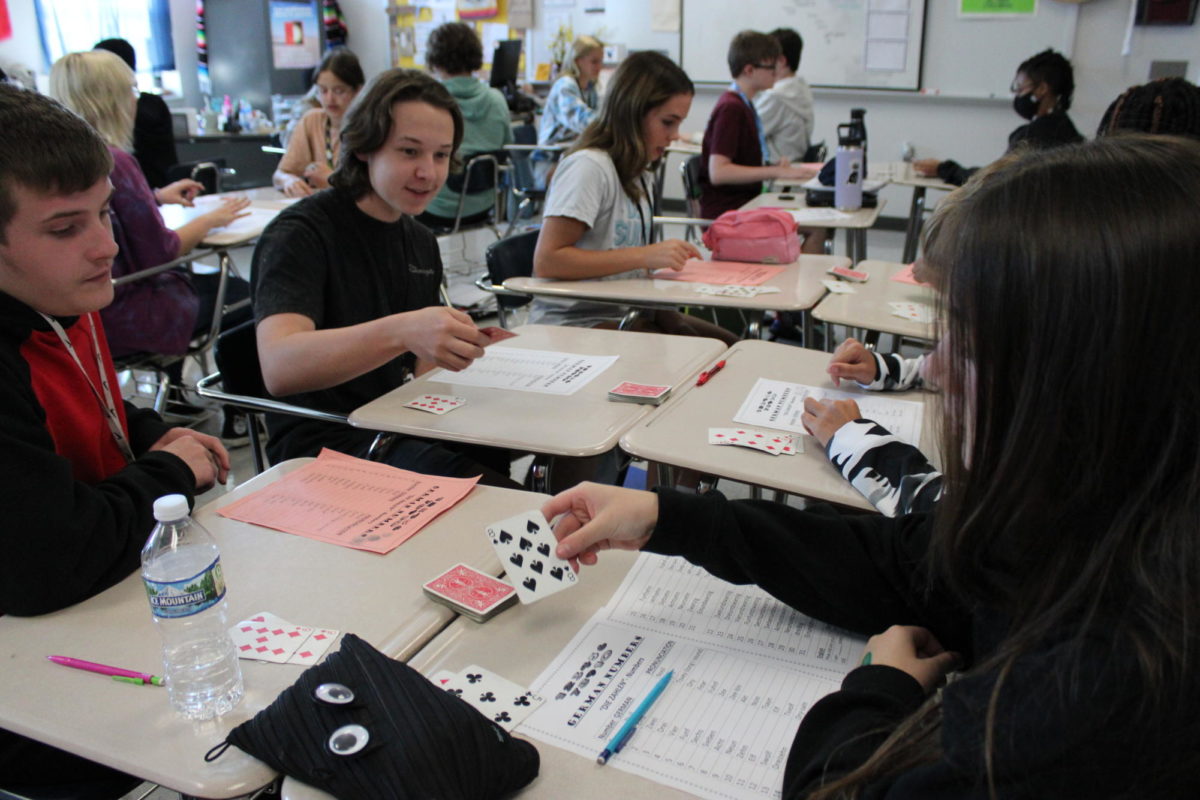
[282,175,314,198]
[644,239,700,272]
[541,483,659,567]
[155,179,204,207]
[200,196,252,230]
[912,158,941,177]
[304,162,334,189]
[827,337,878,386]
[859,625,960,693]
[801,396,862,448]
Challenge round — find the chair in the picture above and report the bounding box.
[196,320,394,475]
[502,124,550,238]
[112,249,248,414]
[801,140,827,164]
[676,155,712,244]
[164,158,237,195]
[472,229,540,329]
[426,150,507,238]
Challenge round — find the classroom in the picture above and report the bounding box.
[2,1,1200,798]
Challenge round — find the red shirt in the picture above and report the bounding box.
[699,90,764,219]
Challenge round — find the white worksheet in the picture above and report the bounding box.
[432,346,617,395]
[522,554,865,800]
[733,377,924,446]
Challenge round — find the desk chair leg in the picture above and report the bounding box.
[366,432,396,461]
[248,416,267,475]
[902,187,927,264]
[617,309,644,331]
[750,485,764,501]
[656,462,675,491]
[528,459,550,494]
[823,235,835,256]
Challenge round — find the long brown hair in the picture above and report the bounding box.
[812,135,1200,798]
[570,51,692,202]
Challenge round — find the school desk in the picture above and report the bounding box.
[279,549,696,800]
[740,191,886,265]
[504,253,851,339]
[870,161,957,263]
[619,339,938,509]
[811,259,937,348]
[0,460,550,798]
[158,186,289,248]
[348,325,726,459]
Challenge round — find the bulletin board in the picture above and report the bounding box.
[388,0,522,71]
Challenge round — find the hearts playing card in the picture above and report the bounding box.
[888,301,935,323]
[820,279,857,294]
[485,511,578,604]
[437,665,544,731]
[708,427,800,456]
[403,394,467,415]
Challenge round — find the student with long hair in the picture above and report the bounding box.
[542,136,1200,798]
[531,51,737,345]
[914,49,1083,186]
[273,48,365,197]
[534,35,604,188]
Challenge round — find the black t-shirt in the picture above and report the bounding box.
[134,92,179,189]
[250,187,443,461]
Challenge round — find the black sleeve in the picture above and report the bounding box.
[646,489,970,646]
[0,373,196,616]
[935,160,976,187]
[124,400,173,455]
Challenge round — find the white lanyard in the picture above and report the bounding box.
[37,312,135,463]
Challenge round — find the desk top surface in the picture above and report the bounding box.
[811,259,937,340]
[281,549,697,800]
[620,339,938,507]
[505,253,850,313]
[870,161,958,192]
[741,191,886,229]
[349,325,726,457]
[160,186,292,247]
[0,460,549,797]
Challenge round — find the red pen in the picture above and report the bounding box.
[696,360,726,386]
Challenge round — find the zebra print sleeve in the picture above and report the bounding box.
[860,352,926,392]
[826,419,942,517]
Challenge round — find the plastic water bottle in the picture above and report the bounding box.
[141,494,243,720]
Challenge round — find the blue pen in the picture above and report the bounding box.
[596,670,674,765]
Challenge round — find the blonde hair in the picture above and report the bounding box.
[563,36,603,80]
[49,50,135,151]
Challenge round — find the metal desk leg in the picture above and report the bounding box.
[902,187,927,264]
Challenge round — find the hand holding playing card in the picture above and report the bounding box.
[485,511,579,604]
[540,483,659,567]
[801,396,863,448]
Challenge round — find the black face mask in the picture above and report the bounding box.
[1013,92,1039,120]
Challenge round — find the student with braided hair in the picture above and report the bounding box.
[913,49,1083,186]
[1098,76,1200,138]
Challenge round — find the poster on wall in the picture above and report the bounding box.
[458,0,499,20]
[271,0,321,69]
[959,0,1037,16]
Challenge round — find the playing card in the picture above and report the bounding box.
[479,326,518,345]
[423,563,517,622]
[402,393,467,415]
[828,265,869,282]
[438,665,545,731]
[820,279,857,294]
[229,612,310,663]
[229,612,341,665]
[485,511,578,604]
[888,301,935,323]
[707,427,800,456]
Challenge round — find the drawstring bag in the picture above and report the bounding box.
[206,633,539,799]
[701,208,801,264]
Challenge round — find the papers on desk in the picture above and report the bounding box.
[889,262,931,286]
[432,346,616,395]
[522,553,865,800]
[652,258,785,286]
[216,449,479,554]
[785,207,856,224]
[206,207,277,237]
[733,377,924,446]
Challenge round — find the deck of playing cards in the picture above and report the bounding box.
[708,427,801,456]
[485,511,578,604]
[608,381,672,405]
[429,665,544,731]
[422,563,517,623]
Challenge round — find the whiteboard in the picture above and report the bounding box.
[681,0,927,90]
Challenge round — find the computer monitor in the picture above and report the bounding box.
[490,39,522,90]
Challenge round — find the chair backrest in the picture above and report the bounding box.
[681,154,704,219]
[165,158,229,195]
[213,319,269,400]
[484,229,539,311]
[802,140,827,164]
[444,150,507,195]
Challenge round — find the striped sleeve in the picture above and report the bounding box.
[826,419,942,516]
[860,352,926,392]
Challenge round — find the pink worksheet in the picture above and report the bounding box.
[652,258,786,286]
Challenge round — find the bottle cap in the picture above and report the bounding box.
[153,494,190,522]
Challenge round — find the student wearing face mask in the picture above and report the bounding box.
[912,49,1083,186]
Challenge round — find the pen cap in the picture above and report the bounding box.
[153,494,189,523]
